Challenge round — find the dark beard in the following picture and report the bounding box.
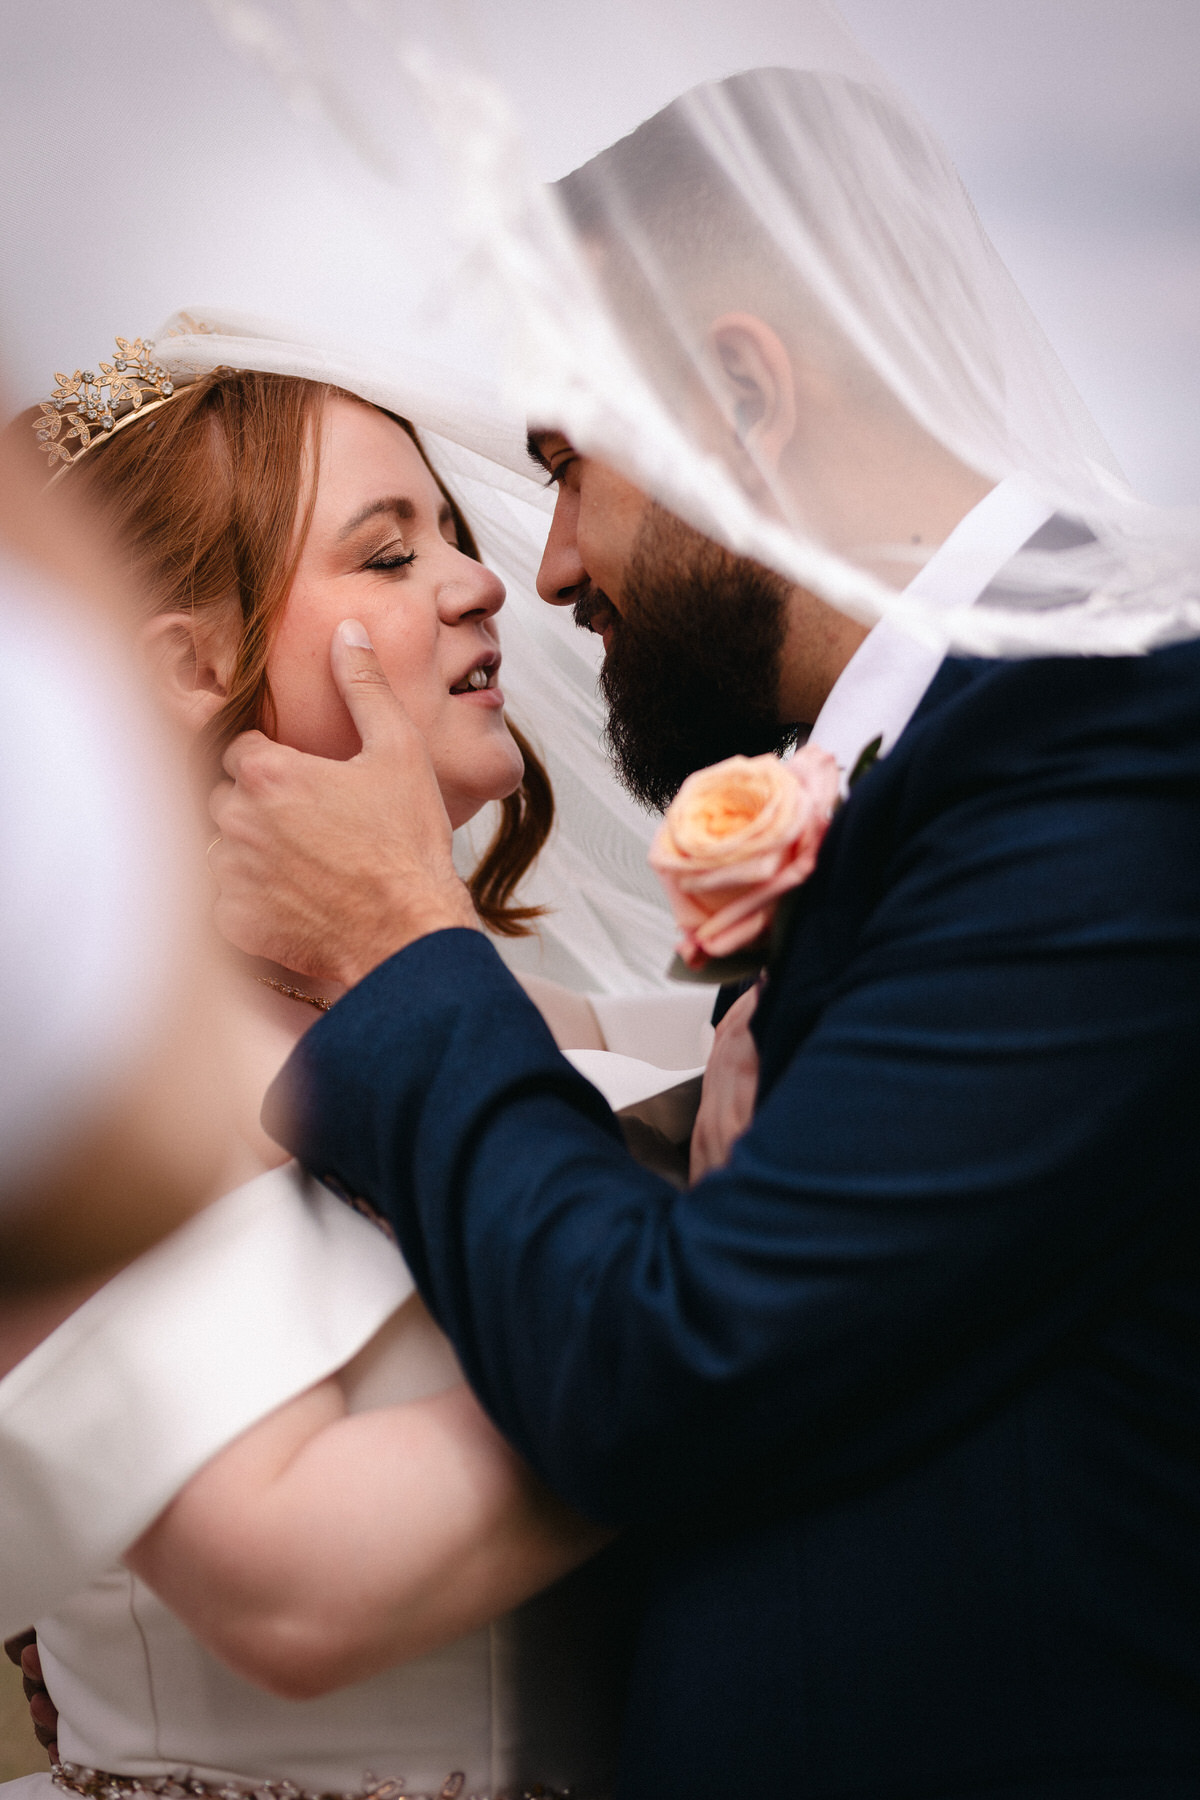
[595,505,799,812]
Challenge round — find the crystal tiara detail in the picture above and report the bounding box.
[32,337,190,477]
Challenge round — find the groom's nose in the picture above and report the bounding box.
[536,487,588,607]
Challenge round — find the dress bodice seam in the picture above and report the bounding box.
[127,1573,164,1765]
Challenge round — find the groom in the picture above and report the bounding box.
[212,73,1200,1800]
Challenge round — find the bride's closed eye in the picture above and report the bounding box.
[364,545,418,574]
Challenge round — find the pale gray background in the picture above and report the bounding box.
[1,1,1196,502]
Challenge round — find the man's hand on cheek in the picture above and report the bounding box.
[209,620,477,987]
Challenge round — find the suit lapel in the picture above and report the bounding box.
[753,655,994,1080]
[751,514,1090,1078]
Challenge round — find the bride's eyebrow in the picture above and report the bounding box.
[338,497,417,541]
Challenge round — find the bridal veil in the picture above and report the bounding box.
[190,0,1200,660]
[6,0,1199,1000]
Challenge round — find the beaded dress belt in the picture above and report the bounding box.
[53,1764,577,1800]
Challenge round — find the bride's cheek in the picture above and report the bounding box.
[268,651,363,759]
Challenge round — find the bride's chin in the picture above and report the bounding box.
[485,724,527,794]
[440,742,526,828]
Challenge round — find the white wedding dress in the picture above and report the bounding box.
[0,1164,632,1800]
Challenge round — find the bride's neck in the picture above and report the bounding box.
[241,954,347,1016]
[215,954,348,1187]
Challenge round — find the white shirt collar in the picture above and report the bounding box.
[806,475,1055,787]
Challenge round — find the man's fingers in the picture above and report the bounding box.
[330,619,418,757]
[689,982,761,1183]
[220,728,274,784]
[4,1628,34,1666]
[717,983,761,1037]
[208,775,233,836]
[218,734,314,812]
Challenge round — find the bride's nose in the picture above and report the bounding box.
[438,550,506,622]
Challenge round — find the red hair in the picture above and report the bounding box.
[72,368,551,935]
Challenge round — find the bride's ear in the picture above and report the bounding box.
[140,610,238,735]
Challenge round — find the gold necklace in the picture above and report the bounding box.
[256,975,333,1013]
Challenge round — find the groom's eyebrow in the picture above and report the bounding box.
[338,497,417,539]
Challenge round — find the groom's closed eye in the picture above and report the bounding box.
[527,430,577,484]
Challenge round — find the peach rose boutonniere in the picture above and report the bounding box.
[649,746,842,981]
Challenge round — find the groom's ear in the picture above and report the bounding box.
[140,609,238,736]
[705,313,798,477]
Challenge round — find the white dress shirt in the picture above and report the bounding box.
[808,476,1054,787]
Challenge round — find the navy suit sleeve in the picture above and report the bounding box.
[270,665,1200,1529]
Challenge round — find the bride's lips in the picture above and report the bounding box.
[448,652,505,708]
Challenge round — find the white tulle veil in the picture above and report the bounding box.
[195,0,1200,661]
[145,309,677,994]
[10,0,1200,997]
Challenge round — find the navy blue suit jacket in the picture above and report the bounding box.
[272,642,1200,1799]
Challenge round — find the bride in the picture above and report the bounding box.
[0,345,638,1800]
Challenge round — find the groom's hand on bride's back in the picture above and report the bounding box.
[209,620,477,985]
[4,1629,58,1761]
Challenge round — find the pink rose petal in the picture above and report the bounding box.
[649,746,840,971]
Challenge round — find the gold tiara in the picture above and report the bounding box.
[33,337,189,480]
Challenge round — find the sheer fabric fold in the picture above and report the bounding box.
[156,310,679,993]
[201,0,1200,659]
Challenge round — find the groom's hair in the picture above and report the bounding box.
[554,67,996,407]
[555,68,822,323]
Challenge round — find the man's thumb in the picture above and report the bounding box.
[330,619,410,751]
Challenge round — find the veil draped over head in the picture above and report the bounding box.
[6,0,1198,996]
[193,0,1200,660]
[132,310,682,996]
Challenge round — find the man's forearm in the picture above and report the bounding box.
[272,863,1199,1534]
[332,887,478,990]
